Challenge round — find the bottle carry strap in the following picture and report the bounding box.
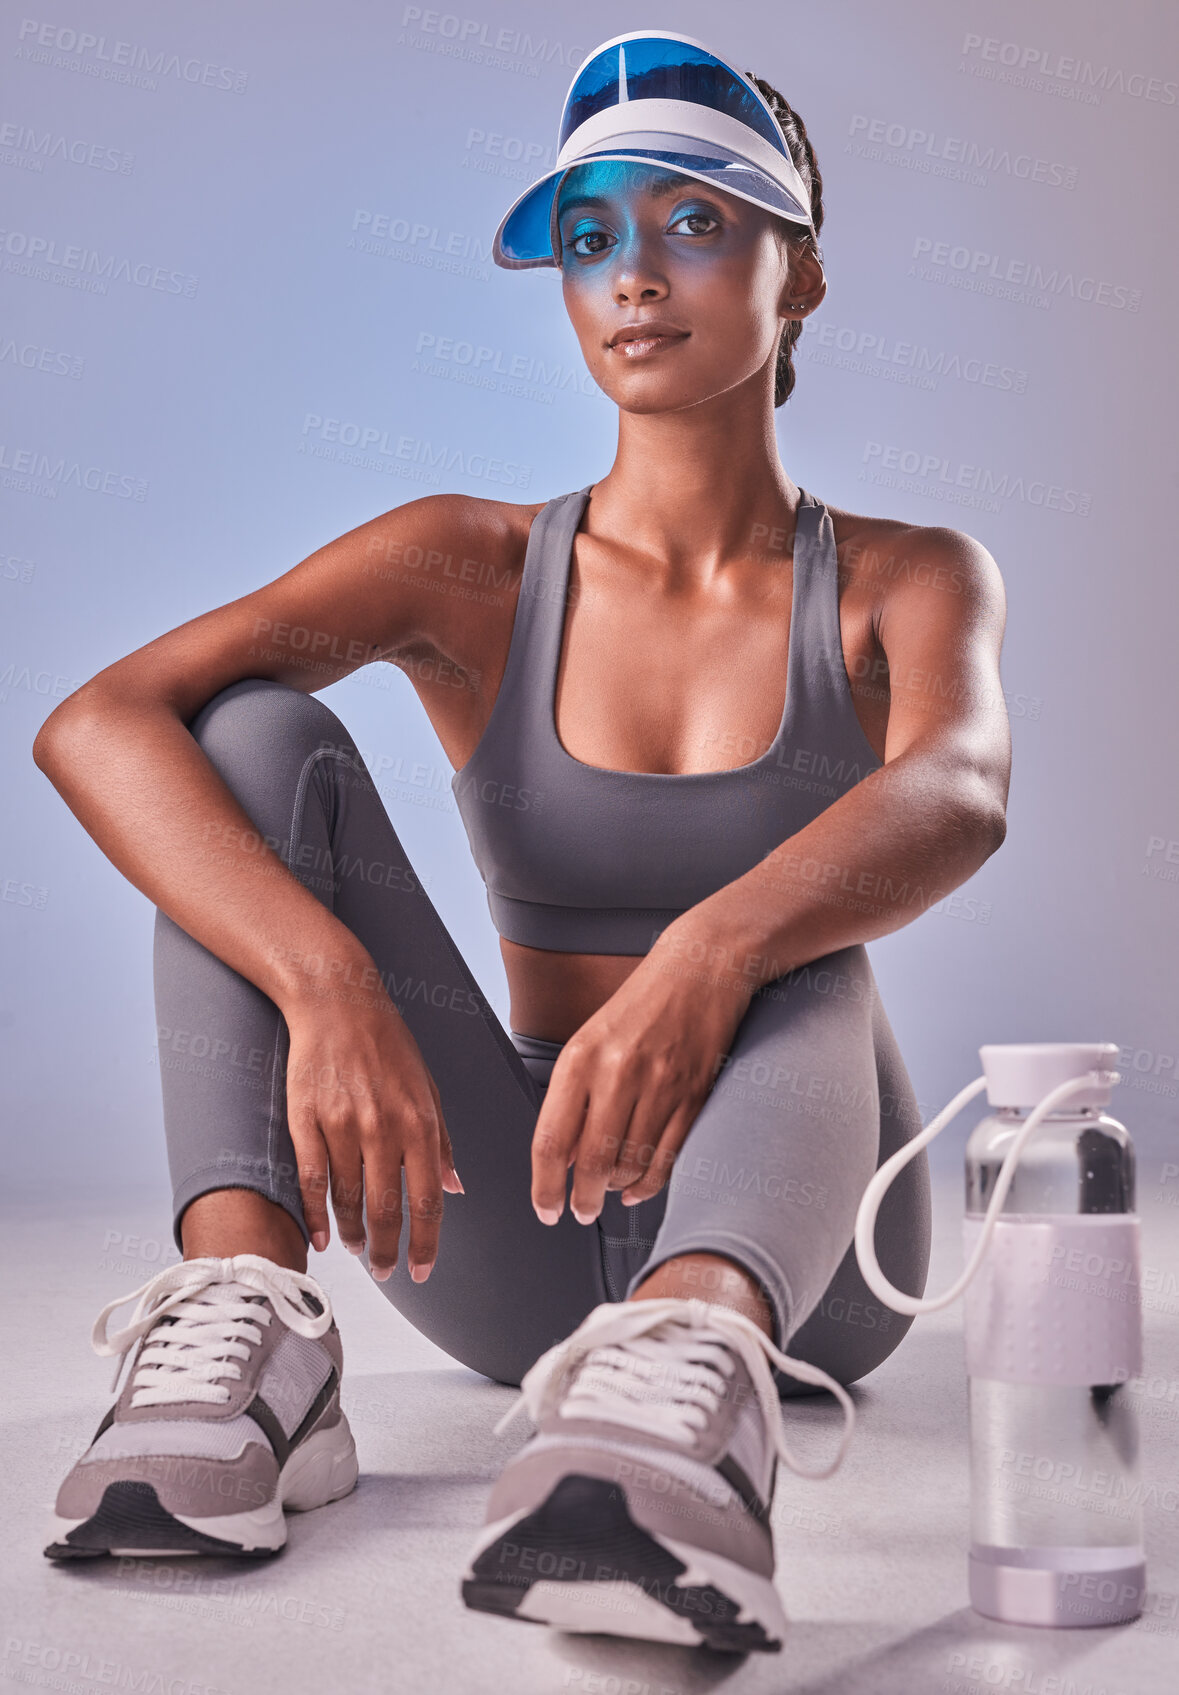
[852,1067,1121,1317]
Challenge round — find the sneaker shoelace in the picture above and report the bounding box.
[90,1253,334,1407]
[493,1295,856,1482]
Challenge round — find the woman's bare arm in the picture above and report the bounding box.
[31,492,493,1015]
[650,522,1012,996]
[31,491,514,1272]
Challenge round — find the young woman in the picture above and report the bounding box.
[34,31,1009,1654]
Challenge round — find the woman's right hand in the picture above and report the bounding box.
[282,986,463,1283]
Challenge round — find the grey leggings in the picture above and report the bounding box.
[154,678,931,1394]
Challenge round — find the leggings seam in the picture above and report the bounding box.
[179,1159,305,1200]
[173,1164,308,1251]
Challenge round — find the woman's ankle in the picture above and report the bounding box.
[179,1187,309,1274]
[629,1251,776,1339]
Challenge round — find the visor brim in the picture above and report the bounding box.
[493,146,814,270]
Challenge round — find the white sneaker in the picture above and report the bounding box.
[45,1254,358,1559]
[461,1295,854,1651]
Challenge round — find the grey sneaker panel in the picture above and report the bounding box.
[56,1441,278,1520]
[724,1387,776,1507]
[82,1413,265,1464]
[257,1329,334,1437]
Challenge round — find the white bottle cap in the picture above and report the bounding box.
[978,1042,1120,1110]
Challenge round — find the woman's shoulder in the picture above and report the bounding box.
[364,490,548,614]
[358,490,550,671]
[380,489,547,567]
[820,494,1004,608]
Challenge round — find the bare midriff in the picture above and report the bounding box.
[502,941,641,1043]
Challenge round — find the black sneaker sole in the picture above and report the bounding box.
[461,1473,782,1653]
[44,1481,281,1561]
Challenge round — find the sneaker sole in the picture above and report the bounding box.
[43,1415,359,1561]
[460,1473,786,1652]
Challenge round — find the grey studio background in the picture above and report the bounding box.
[5,5,1179,1695]
[3,4,1177,1201]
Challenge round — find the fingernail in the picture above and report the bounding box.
[535,1205,561,1226]
[620,1194,640,1207]
[409,1261,433,1283]
[311,1231,329,1251]
[371,1263,393,1282]
[450,1169,465,1194]
[572,1207,598,1225]
[345,1241,366,1256]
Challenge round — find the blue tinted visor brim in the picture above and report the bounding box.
[493,148,814,270]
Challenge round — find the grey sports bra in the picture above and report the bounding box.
[451,483,883,956]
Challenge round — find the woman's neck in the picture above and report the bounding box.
[588,405,803,574]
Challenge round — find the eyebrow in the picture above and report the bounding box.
[555,194,611,216]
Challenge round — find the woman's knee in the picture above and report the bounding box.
[188,677,349,764]
[185,679,361,821]
[179,680,362,878]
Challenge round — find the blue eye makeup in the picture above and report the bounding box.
[561,203,724,257]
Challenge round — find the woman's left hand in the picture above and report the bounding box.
[530,933,756,1226]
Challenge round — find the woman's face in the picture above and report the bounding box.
[553,159,813,414]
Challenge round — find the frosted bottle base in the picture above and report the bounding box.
[969,1545,1146,1627]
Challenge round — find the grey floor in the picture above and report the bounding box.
[5,1164,1178,1695]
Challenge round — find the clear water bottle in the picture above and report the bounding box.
[854,1040,1146,1628]
[963,1043,1145,1627]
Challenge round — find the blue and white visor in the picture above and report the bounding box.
[493,30,815,270]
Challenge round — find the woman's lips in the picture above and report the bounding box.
[610,333,689,359]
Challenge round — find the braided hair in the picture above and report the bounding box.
[743,72,825,407]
